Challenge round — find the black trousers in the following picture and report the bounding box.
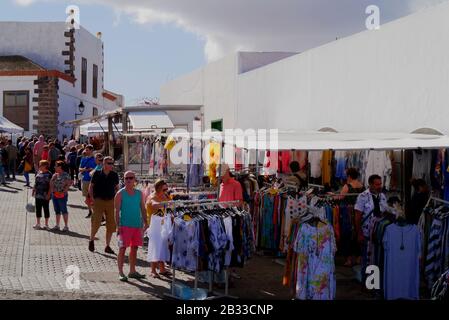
[35,198,50,219]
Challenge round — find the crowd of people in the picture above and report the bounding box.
[1,134,247,282]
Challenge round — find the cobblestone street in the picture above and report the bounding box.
[0,177,368,300]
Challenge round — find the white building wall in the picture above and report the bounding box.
[160,69,204,106]
[237,2,449,134]
[161,2,449,135]
[160,55,238,130]
[0,76,38,136]
[0,22,114,138]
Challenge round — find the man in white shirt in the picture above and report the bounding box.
[355,174,388,282]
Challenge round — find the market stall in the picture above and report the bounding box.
[187,130,449,300]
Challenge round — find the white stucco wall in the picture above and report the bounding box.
[160,55,238,130]
[237,1,449,134]
[0,22,114,138]
[161,1,449,135]
[0,76,38,135]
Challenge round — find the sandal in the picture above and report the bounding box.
[159,271,172,277]
[119,274,128,282]
[128,272,146,280]
[150,272,161,279]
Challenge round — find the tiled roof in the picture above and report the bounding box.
[0,55,46,71]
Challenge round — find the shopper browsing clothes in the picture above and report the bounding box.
[88,156,119,254]
[49,161,72,232]
[32,160,52,230]
[354,174,388,281]
[114,171,148,282]
[146,179,171,278]
[338,168,364,267]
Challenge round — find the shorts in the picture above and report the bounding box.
[92,199,116,232]
[119,226,143,248]
[52,194,68,215]
[82,181,90,197]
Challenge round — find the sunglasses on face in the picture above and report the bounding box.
[105,162,113,165]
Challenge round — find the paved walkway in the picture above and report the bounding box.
[0,176,369,300]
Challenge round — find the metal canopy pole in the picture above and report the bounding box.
[122,111,129,171]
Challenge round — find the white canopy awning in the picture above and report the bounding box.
[0,116,24,134]
[128,111,174,131]
[193,131,449,151]
[80,120,123,136]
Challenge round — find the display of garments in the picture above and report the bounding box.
[335,151,347,180]
[321,150,333,186]
[364,151,392,189]
[308,151,322,178]
[208,142,220,186]
[291,151,308,172]
[263,151,279,175]
[224,216,234,267]
[282,196,307,251]
[412,150,432,186]
[187,141,204,188]
[172,217,200,272]
[207,216,229,273]
[383,223,421,300]
[279,151,291,174]
[425,217,444,288]
[294,221,336,300]
[146,215,172,262]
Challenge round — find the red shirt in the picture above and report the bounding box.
[219,178,243,203]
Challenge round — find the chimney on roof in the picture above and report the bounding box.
[96,32,102,39]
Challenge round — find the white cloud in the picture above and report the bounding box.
[12,0,449,61]
[13,0,37,6]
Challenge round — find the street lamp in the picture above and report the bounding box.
[75,101,85,119]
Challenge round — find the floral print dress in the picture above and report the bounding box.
[294,221,337,300]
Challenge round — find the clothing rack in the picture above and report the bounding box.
[162,199,241,300]
[425,196,449,209]
[308,183,325,190]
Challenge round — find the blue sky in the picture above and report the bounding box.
[0,0,206,104]
[1,0,446,105]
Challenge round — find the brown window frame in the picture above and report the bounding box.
[92,64,98,98]
[2,90,30,131]
[81,57,87,94]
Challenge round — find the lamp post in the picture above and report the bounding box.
[74,101,85,141]
[75,101,85,119]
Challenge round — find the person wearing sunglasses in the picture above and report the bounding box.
[114,171,148,281]
[88,156,120,254]
[145,179,171,278]
[49,160,72,232]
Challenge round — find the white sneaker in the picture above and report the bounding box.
[62,226,69,232]
[33,224,41,230]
